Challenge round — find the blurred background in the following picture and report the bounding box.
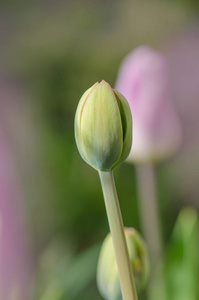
[0,0,199,299]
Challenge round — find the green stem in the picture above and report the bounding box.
[99,170,138,300]
[136,164,162,273]
[136,164,168,300]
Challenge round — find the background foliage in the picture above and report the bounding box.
[0,1,199,299]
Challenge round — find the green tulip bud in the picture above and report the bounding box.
[97,227,149,300]
[74,80,132,171]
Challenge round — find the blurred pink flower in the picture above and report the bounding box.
[115,46,182,163]
[0,126,31,299]
[161,24,199,204]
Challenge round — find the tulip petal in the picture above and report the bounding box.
[113,89,133,165]
[80,81,123,171]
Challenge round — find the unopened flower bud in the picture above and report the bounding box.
[97,227,149,300]
[115,46,182,163]
[74,80,132,171]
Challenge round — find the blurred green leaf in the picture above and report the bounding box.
[35,240,101,300]
[163,207,199,300]
[61,243,101,299]
[149,207,199,300]
[39,282,64,300]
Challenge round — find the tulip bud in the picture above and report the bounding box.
[115,46,182,163]
[97,227,149,300]
[74,80,132,171]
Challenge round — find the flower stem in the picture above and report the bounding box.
[99,170,138,300]
[136,164,162,273]
[136,164,168,300]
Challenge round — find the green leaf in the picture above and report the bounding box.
[34,241,101,300]
[165,207,199,300]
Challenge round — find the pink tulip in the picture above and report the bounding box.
[115,46,182,163]
[0,118,31,299]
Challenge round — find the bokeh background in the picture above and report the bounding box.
[1,0,199,299]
